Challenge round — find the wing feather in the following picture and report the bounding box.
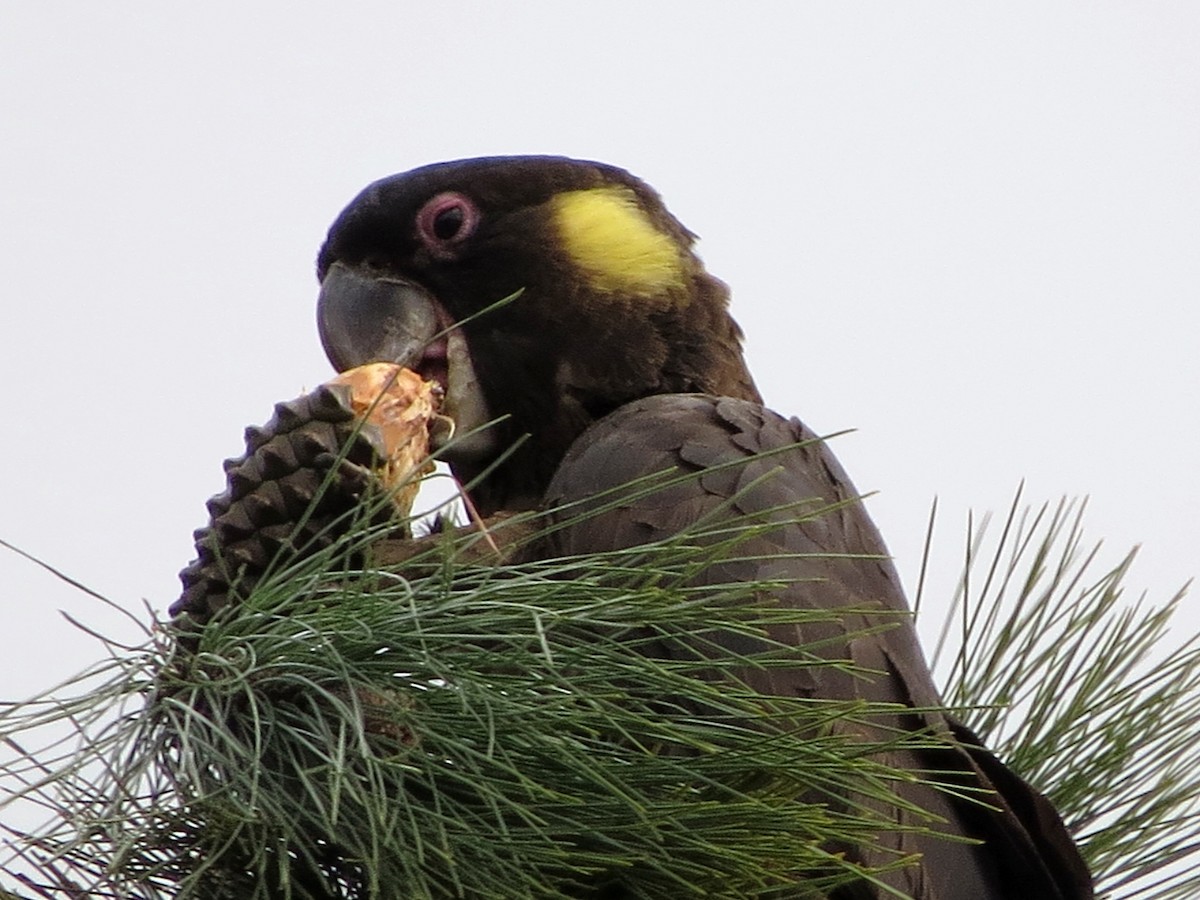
[541,394,1092,900]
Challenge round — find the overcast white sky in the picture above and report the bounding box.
[1,0,1196,776]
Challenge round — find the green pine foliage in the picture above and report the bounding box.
[921,491,1200,900]
[1,474,1197,898]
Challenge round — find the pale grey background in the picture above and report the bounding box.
[1,1,1196,844]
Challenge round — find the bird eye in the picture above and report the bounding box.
[433,206,464,240]
[416,192,478,257]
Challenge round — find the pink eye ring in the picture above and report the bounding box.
[416,192,478,257]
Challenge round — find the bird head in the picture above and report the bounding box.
[316,156,759,514]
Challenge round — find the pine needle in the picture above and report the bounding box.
[927,489,1200,899]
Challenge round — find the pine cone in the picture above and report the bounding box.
[172,365,441,625]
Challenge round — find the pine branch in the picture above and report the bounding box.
[3,492,947,899]
[926,490,1200,899]
[3,478,1197,897]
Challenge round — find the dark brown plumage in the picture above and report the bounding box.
[544,395,1091,899]
[316,157,757,515]
[313,155,1093,898]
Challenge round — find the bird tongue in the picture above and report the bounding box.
[416,335,450,390]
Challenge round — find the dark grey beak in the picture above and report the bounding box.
[317,262,440,372]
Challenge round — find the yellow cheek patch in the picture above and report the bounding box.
[551,187,686,298]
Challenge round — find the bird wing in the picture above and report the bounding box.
[540,394,1093,900]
